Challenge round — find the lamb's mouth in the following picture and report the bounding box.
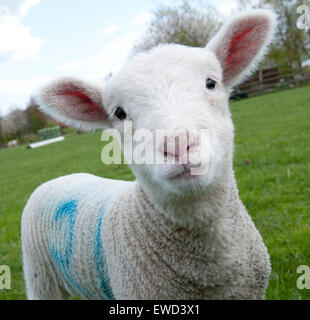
[169,164,200,181]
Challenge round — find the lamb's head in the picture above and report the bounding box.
[38,9,276,204]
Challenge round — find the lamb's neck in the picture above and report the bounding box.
[135,171,240,233]
[115,176,241,287]
[109,179,241,296]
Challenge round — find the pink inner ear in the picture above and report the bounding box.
[223,19,267,83]
[225,26,255,65]
[61,90,103,113]
[57,86,108,121]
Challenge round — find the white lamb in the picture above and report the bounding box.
[22,9,276,300]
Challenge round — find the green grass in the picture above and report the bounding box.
[0,85,310,300]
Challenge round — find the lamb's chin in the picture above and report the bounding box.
[156,175,208,200]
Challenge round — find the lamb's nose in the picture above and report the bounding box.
[162,130,197,163]
[163,140,189,161]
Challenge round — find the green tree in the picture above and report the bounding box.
[237,0,310,72]
[4,108,30,139]
[131,0,222,55]
[24,96,48,133]
[265,0,310,72]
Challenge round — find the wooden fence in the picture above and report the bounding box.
[233,65,310,97]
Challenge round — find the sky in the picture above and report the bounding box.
[0,0,238,116]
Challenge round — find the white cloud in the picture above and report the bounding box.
[0,76,47,94]
[55,60,82,73]
[0,76,49,115]
[131,12,151,26]
[18,0,40,18]
[56,31,140,80]
[100,25,119,37]
[56,12,153,80]
[0,0,43,61]
[0,15,44,61]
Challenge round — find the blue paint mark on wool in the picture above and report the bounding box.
[94,210,115,299]
[50,245,92,299]
[54,200,78,221]
[50,199,92,299]
[54,200,77,266]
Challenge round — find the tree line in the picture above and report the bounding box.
[0,97,53,147]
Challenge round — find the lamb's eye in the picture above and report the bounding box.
[206,78,216,90]
[114,107,127,120]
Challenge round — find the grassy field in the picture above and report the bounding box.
[0,85,310,300]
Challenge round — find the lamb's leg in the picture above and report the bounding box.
[22,239,69,300]
[21,201,69,300]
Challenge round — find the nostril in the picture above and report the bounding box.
[161,133,196,159]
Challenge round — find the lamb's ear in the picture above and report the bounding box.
[38,77,108,131]
[206,9,276,88]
